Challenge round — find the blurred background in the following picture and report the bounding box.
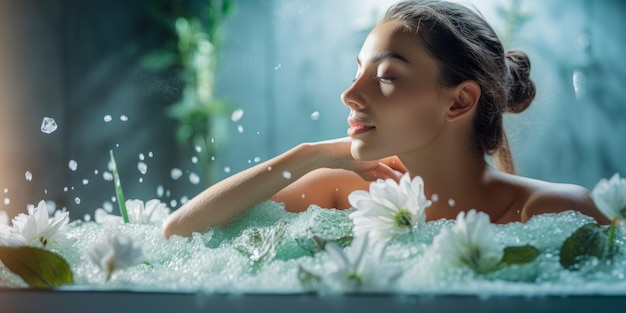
[0,0,624,221]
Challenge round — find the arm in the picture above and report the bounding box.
[161,138,400,238]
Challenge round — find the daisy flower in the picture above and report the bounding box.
[348,173,431,244]
[431,209,503,274]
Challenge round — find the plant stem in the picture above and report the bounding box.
[607,218,618,257]
[109,150,129,223]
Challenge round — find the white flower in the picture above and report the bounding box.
[322,235,401,292]
[431,209,503,274]
[591,173,626,222]
[10,200,70,248]
[95,199,170,225]
[348,173,431,244]
[87,232,145,280]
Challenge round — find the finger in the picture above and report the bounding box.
[374,162,402,183]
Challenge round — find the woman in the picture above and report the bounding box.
[162,0,607,238]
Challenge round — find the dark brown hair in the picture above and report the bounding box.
[382,0,536,174]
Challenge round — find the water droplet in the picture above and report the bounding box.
[195,145,202,153]
[274,63,282,70]
[148,151,154,157]
[25,171,32,181]
[74,197,81,204]
[165,190,171,197]
[139,153,145,161]
[104,115,112,122]
[107,161,115,171]
[254,157,261,163]
[84,214,91,222]
[283,171,292,179]
[231,108,244,122]
[157,185,164,197]
[335,188,339,192]
[139,177,144,183]
[102,172,113,181]
[103,201,113,213]
[573,70,587,99]
[44,189,48,194]
[189,172,200,185]
[180,196,189,204]
[3,188,8,193]
[171,168,183,180]
[247,159,252,164]
[448,199,455,207]
[94,169,99,175]
[68,160,78,171]
[211,156,215,161]
[82,179,89,185]
[137,162,148,175]
[301,194,305,199]
[170,199,178,208]
[63,187,68,192]
[71,186,74,190]
[40,117,58,134]
[431,194,439,202]
[237,125,244,133]
[3,198,10,205]
[111,196,116,203]
[224,166,231,173]
[210,138,215,143]
[120,115,128,122]
[267,166,272,171]
[310,111,320,120]
[191,156,198,164]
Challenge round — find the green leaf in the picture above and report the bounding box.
[109,150,129,223]
[141,50,179,71]
[500,245,540,265]
[559,223,608,270]
[0,246,73,288]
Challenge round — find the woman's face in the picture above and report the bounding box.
[342,20,453,161]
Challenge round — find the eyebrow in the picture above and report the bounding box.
[357,52,411,65]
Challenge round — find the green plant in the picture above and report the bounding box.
[143,0,235,184]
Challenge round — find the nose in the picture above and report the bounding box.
[341,78,366,110]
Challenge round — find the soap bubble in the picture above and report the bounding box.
[231,108,244,122]
[40,117,58,134]
[171,168,183,180]
[102,172,113,181]
[104,115,112,122]
[189,173,200,185]
[310,111,320,120]
[25,171,32,181]
[137,162,148,175]
[68,160,78,171]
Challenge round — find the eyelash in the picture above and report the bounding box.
[352,76,395,83]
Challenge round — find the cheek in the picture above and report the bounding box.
[381,95,445,145]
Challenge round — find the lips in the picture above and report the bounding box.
[347,117,375,137]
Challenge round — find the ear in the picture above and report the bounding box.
[445,80,481,122]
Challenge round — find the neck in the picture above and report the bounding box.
[397,138,492,220]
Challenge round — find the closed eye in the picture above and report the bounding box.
[375,76,395,83]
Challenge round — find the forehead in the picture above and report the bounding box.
[358,21,438,72]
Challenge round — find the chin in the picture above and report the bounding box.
[350,141,385,161]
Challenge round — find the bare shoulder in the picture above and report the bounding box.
[501,174,609,224]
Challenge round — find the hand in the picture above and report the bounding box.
[312,137,406,182]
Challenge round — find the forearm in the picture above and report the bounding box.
[162,143,329,238]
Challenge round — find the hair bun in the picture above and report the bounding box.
[505,50,536,113]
